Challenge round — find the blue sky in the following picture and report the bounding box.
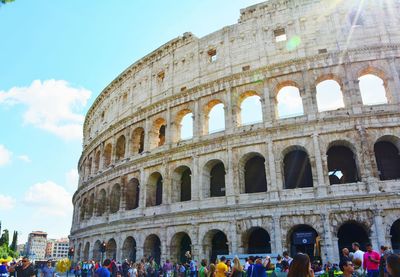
[0,0,265,244]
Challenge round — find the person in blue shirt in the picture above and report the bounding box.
[41,260,55,277]
[95,259,111,277]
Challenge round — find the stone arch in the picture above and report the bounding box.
[172,165,192,202]
[94,150,101,172]
[116,135,126,161]
[93,240,102,262]
[170,232,192,263]
[282,146,313,189]
[390,219,400,252]
[146,172,163,207]
[357,67,389,105]
[110,183,121,213]
[237,91,263,126]
[327,141,360,185]
[150,118,167,149]
[204,99,225,134]
[203,159,226,198]
[80,198,88,221]
[337,221,371,253]
[87,157,92,178]
[106,238,117,260]
[374,135,400,180]
[143,234,161,265]
[242,227,271,254]
[203,229,229,263]
[176,109,193,141]
[96,189,107,216]
[287,224,320,260]
[87,193,94,218]
[239,152,267,194]
[275,82,304,119]
[126,178,140,210]
[122,236,137,262]
[316,79,345,112]
[77,243,82,262]
[131,127,145,154]
[103,143,112,168]
[83,242,90,260]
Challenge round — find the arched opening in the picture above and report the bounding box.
[132,127,145,154]
[239,94,263,126]
[337,221,370,257]
[289,225,320,261]
[122,236,137,262]
[83,242,90,260]
[316,80,345,112]
[158,125,166,146]
[170,232,192,263]
[103,143,112,168]
[106,239,117,260]
[210,161,226,197]
[327,145,360,185]
[277,86,304,118]
[110,184,121,213]
[172,166,192,202]
[94,151,101,172]
[80,198,87,221]
[244,155,267,193]
[93,240,101,261]
[243,227,271,254]
[125,178,140,210]
[150,118,167,149]
[87,193,94,218]
[207,101,225,134]
[77,243,82,262]
[146,172,163,207]
[87,157,92,178]
[390,219,400,253]
[143,234,161,265]
[358,74,388,105]
[96,189,106,216]
[208,230,229,263]
[283,149,313,189]
[116,135,126,161]
[374,140,400,180]
[180,112,193,140]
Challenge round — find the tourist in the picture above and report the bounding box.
[353,258,365,277]
[0,261,8,277]
[162,260,173,277]
[246,256,255,277]
[128,262,137,277]
[178,263,186,277]
[225,260,232,276]
[208,264,216,277]
[9,257,36,277]
[363,243,380,277]
[275,256,283,272]
[386,254,400,277]
[96,259,111,277]
[339,260,355,277]
[251,257,269,277]
[230,257,243,277]
[379,246,392,277]
[137,263,146,277]
[198,260,208,277]
[41,260,55,277]
[75,263,82,277]
[122,260,130,277]
[341,248,352,263]
[282,252,293,265]
[352,242,365,268]
[189,258,197,277]
[243,258,250,272]
[215,256,228,277]
[287,253,314,277]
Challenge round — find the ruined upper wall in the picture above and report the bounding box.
[82,0,400,145]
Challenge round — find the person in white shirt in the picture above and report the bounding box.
[352,242,365,267]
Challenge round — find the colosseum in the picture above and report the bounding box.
[70,0,400,265]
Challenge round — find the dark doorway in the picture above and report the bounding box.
[122,237,137,262]
[156,175,163,206]
[374,141,400,180]
[179,234,192,263]
[126,178,140,210]
[327,145,360,184]
[210,162,226,197]
[391,219,400,253]
[211,231,229,263]
[290,225,319,261]
[158,125,166,146]
[144,235,161,265]
[247,228,271,254]
[337,221,370,257]
[244,156,267,193]
[180,168,191,201]
[284,150,313,189]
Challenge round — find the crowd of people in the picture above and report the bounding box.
[0,242,399,277]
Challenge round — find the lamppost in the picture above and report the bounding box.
[67,247,75,277]
[100,241,106,263]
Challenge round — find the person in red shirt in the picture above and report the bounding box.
[363,243,380,277]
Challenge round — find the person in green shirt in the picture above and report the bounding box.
[198,260,209,277]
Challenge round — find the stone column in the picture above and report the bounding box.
[161,230,168,264]
[387,59,400,104]
[373,210,385,249]
[99,142,105,171]
[230,223,238,255]
[111,136,117,165]
[192,155,200,201]
[166,105,172,147]
[116,233,123,262]
[193,100,200,141]
[120,176,127,211]
[139,168,146,209]
[224,87,234,134]
[273,216,283,254]
[321,213,337,263]
[302,70,318,120]
[312,133,327,197]
[262,83,273,127]
[344,64,363,114]
[226,147,236,204]
[267,139,279,199]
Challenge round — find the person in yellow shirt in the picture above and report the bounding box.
[216,257,228,277]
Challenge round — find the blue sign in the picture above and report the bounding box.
[293,232,315,245]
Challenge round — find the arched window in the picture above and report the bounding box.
[158,125,166,146]
[144,235,161,265]
[146,172,163,207]
[358,74,388,105]
[244,155,267,193]
[390,219,400,252]
[87,193,94,218]
[83,242,90,260]
[289,225,319,260]
[93,240,102,261]
[103,143,112,168]
[283,149,313,189]
[206,101,225,134]
[122,237,137,262]
[277,86,304,118]
[94,151,101,172]
[210,161,226,197]
[96,189,107,216]
[316,80,345,112]
[239,94,263,126]
[80,198,87,220]
[87,157,92,178]
[374,140,400,180]
[172,166,192,202]
[126,178,140,210]
[327,145,360,184]
[116,135,126,161]
[150,118,167,149]
[170,232,192,263]
[106,239,117,260]
[243,227,271,254]
[337,221,370,255]
[132,127,145,154]
[110,184,121,213]
[180,113,193,140]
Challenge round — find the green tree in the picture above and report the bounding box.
[1,0,15,4]
[10,231,17,252]
[0,230,9,247]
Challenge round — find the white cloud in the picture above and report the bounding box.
[23,181,73,217]
[0,144,12,166]
[18,155,31,163]
[0,79,91,141]
[65,169,79,192]
[0,194,16,211]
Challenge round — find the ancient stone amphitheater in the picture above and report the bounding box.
[70,0,400,264]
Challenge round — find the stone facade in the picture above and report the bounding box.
[70,0,400,264]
